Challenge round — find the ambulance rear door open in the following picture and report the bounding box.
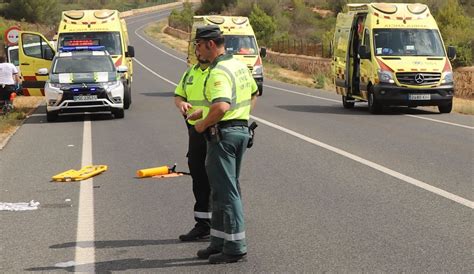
[333,13,354,97]
[18,31,56,96]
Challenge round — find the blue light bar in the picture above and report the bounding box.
[59,46,105,52]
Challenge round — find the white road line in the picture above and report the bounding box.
[250,115,474,209]
[404,114,474,130]
[134,58,178,86]
[134,23,187,63]
[134,57,474,209]
[75,119,95,272]
[133,23,473,130]
[265,84,340,103]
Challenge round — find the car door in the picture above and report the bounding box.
[18,31,56,96]
[333,13,354,96]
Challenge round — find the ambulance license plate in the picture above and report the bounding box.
[408,94,431,100]
[74,95,97,101]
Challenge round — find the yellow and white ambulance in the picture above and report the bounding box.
[17,9,135,109]
[188,15,266,96]
[332,3,456,113]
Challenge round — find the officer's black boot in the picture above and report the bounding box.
[208,252,247,264]
[196,246,221,259]
[179,226,210,241]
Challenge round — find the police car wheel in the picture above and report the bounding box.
[113,108,125,119]
[342,95,355,109]
[46,111,58,122]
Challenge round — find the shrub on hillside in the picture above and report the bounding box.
[249,5,275,46]
[434,0,473,67]
[168,2,194,32]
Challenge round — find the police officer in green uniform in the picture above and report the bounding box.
[174,49,212,241]
[192,25,258,264]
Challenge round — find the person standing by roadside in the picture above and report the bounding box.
[191,25,258,264]
[174,49,212,241]
[0,56,20,104]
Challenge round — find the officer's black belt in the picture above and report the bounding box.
[217,119,248,128]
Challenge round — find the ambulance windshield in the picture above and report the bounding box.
[58,32,122,55]
[225,35,258,55]
[373,29,444,57]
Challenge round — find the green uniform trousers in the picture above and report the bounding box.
[205,126,249,255]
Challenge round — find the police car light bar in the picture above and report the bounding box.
[59,45,105,52]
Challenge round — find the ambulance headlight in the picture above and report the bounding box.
[378,70,395,84]
[441,72,453,84]
[252,65,263,76]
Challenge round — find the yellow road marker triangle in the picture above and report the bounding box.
[52,165,108,182]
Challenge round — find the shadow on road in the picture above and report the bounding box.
[50,239,195,249]
[25,257,209,272]
[140,91,175,97]
[276,104,439,115]
[23,105,118,124]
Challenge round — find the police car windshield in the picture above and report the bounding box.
[53,55,115,74]
[225,35,258,55]
[58,32,122,55]
[373,29,444,56]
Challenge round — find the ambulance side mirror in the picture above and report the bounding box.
[447,46,456,60]
[260,47,266,58]
[126,45,135,58]
[117,65,128,73]
[37,68,49,76]
[358,45,371,59]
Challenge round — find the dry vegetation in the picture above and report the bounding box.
[0,97,44,145]
[144,21,188,53]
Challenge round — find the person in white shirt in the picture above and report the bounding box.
[0,55,20,103]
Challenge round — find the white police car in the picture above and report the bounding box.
[39,44,127,122]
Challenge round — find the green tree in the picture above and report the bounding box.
[197,0,237,14]
[249,4,276,46]
[4,0,59,24]
[435,0,473,66]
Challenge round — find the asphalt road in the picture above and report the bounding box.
[1,8,473,272]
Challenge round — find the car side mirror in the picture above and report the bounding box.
[358,45,370,59]
[117,65,128,73]
[126,45,135,58]
[447,46,456,60]
[37,68,49,75]
[260,47,266,58]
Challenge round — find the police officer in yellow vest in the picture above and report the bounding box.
[191,25,258,264]
[174,49,212,241]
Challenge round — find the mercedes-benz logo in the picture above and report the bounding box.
[414,73,424,84]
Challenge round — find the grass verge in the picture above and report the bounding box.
[0,96,44,147]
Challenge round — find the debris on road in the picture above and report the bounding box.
[0,200,40,211]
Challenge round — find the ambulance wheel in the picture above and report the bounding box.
[46,111,58,122]
[113,108,124,119]
[368,91,382,114]
[438,101,452,113]
[123,82,131,110]
[342,95,354,108]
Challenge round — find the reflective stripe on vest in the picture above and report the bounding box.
[212,64,251,110]
[188,99,210,107]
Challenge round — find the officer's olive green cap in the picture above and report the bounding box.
[195,25,223,40]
